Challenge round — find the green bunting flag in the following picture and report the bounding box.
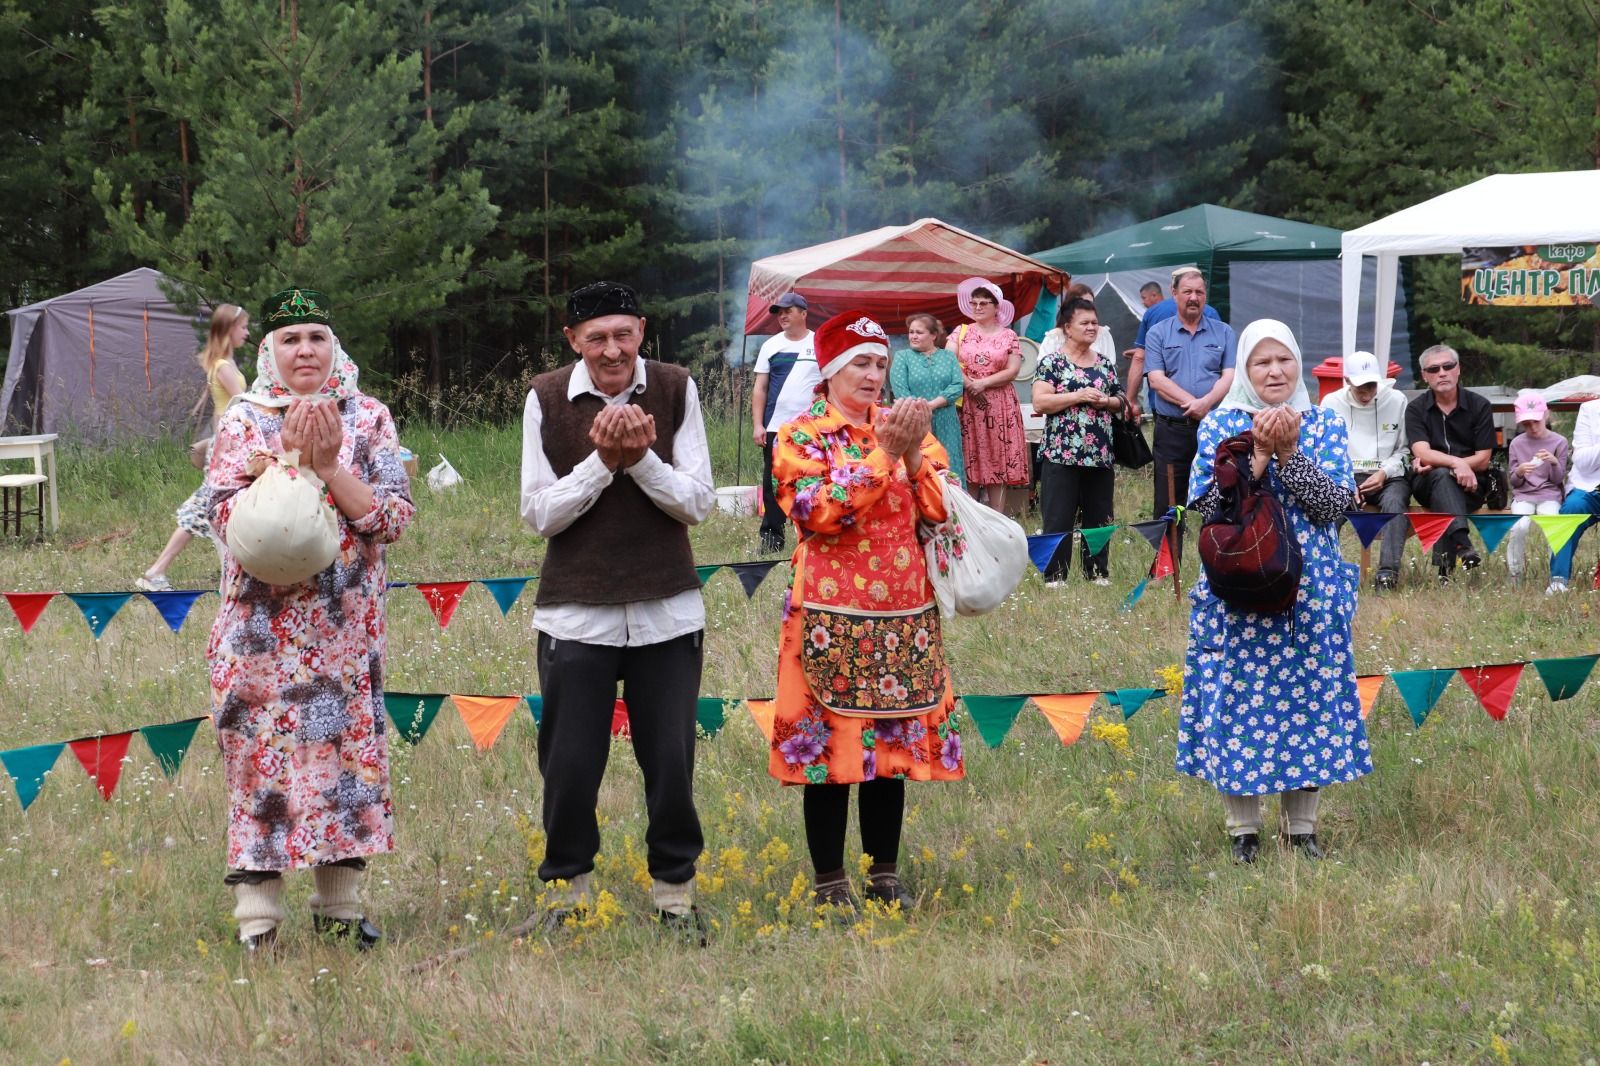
[961,695,1028,749]
[65,593,133,639]
[525,695,543,726]
[1079,525,1117,557]
[139,718,204,779]
[1530,514,1589,556]
[384,693,446,743]
[695,565,722,587]
[1531,654,1598,702]
[696,697,729,736]
[1106,688,1163,720]
[0,743,64,810]
[1389,668,1455,728]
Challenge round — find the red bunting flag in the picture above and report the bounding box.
[1457,663,1526,722]
[1355,675,1385,720]
[1031,694,1098,746]
[611,698,631,739]
[416,582,471,628]
[1151,537,1176,581]
[4,592,57,633]
[1406,513,1455,554]
[450,695,521,751]
[68,732,134,801]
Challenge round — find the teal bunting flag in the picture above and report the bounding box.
[525,695,543,726]
[1107,688,1164,720]
[0,743,65,810]
[384,693,446,743]
[139,718,204,779]
[695,697,728,736]
[1531,654,1598,702]
[65,593,134,639]
[1466,514,1520,556]
[1119,576,1150,612]
[1390,668,1455,728]
[140,590,208,633]
[961,695,1029,749]
[695,565,721,587]
[1079,525,1117,557]
[478,578,531,617]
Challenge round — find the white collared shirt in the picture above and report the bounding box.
[520,358,715,646]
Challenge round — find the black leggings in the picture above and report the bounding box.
[801,778,905,872]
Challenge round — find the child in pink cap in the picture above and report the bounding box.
[1507,389,1569,583]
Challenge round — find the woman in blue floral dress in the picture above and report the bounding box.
[889,313,966,487]
[1032,299,1122,583]
[1177,319,1372,864]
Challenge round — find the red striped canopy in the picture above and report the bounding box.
[744,218,1068,335]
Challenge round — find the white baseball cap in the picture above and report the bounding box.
[1344,351,1381,386]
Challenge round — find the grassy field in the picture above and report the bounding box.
[1,413,1599,1064]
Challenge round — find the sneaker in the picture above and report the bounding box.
[1546,578,1568,595]
[134,574,173,592]
[1461,550,1482,573]
[1044,579,1065,589]
[1373,570,1398,591]
[1092,577,1111,587]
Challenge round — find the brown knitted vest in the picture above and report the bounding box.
[532,360,700,606]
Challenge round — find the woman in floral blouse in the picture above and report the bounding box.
[206,288,414,953]
[1032,298,1123,583]
[770,309,963,915]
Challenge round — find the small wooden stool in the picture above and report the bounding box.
[0,473,47,537]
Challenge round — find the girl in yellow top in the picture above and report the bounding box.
[135,304,250,591]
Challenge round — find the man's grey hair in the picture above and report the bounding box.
[1419,343,1458,368]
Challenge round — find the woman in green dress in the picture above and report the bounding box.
[890,313,966,488]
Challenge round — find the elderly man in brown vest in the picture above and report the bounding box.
[520,281,714,941]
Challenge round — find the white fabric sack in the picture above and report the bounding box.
[426,453,463,492]
[922,477,1028,617]
[224,450,340,586]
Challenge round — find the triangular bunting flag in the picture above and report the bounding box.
[68,733,134,801]
[1530,514,1589,557]
[1531,654,1598,702]
[0,743,64,810]
[696,697,728,736]
[1079,525,1117,557]
[1355,675,1385,720]
[695,565,721,587]
[961,695,1028,749]
[478,577,531,617]
[1150,537,1176,581]
[726,561,781,599]
[416,582,471,628]
[525,694,543,726]
[1390,668,1454,728]
[1405,513,1455,555]
[1458,662,1526,722]
[1107,688,1162,720]
[1119,576,1150,611]
[1130,518,1170,553]
[65,592,133,639]
[1032,694,1097,746]
[140,719,203,779]
[611,698,631,739]
[140,590,207,633]
[1026,533,1068,575]
[451,695,521,751]
[3,591,56,633]
[1467,514,1520,556]
[746,699,776,742]
[383,693,446,743]
[1344,512,1400,550]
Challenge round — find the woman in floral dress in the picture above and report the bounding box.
[1178,319,1371,864]
[889,312,965,487]
[1032,298,1123,584]
[951,279,1029,514]
[206,288,414,951]
[770,309,963,913]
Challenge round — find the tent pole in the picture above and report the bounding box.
[734,334,750,486]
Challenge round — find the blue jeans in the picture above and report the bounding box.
[1549,488,1600,580]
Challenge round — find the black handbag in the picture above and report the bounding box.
[1112,411,1154,469]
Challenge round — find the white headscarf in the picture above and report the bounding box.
[1217,319,1313,414]
[235,330,362,409]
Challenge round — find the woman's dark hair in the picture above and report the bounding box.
[1056,297,1098,330]
[904,312,946,347]
[1065,282,1095,301]
[968,284,1001,304]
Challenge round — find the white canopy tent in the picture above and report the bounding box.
[1342,170,1600,365]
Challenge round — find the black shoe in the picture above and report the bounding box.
[1230,833,1260,864]
[1288,833,1325,860]
[241,927,278,956]
[758,531,784,554]
[812,881,860,920]
[533,904,586,936]
[863,874,916,911]
[654,906,709,947]
[1461,550,1482,573]
[312,915,383,950]
[1373,570,1398,591]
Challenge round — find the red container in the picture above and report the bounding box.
[1310,357,1404,403]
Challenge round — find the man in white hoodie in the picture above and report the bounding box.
[1322,351,1409,589]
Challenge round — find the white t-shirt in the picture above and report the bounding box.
[754,330,819,433]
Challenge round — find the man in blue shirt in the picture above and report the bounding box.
[1124,269,1221,421]
[1142,268,1237,556]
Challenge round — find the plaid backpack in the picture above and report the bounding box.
[1198,430,1303,614]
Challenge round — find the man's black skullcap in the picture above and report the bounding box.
[566,281,643,326]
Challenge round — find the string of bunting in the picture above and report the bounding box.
[4,650,1595,812]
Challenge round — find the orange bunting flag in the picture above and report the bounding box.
[746,699,776,742]
[611,698,631,739]
[1355,675,1385,720]
[416,582,471,628]
[68,732,134,801]
[1031,693,1098,746]
[1457,662,1526,722]
[1406,513,1455,554]
[4,592,56,633]
[450,695,521,751]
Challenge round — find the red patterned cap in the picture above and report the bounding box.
[814,310,889,380]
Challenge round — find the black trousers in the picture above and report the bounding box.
[1410,467,1486,562]
[535,630,704,885]
[1153,416,1199,559]
[760,433,785,542]
[802,778,905,873]
[1039,462,1115,579]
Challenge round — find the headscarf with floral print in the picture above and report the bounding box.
[238,329,362,409]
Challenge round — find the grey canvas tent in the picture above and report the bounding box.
[2,268,209,441]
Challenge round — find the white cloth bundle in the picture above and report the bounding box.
[224,450,340,585]
[922,477,1028,617]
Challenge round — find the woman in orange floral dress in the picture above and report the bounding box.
[770,309,965,913]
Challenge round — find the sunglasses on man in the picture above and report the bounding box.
[1422,361,1458,374]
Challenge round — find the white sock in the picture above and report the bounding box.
[309,865,363,921]
[232,879,286,939]
[651,878,694,916]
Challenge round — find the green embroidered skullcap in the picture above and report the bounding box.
[261,288,332,330]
